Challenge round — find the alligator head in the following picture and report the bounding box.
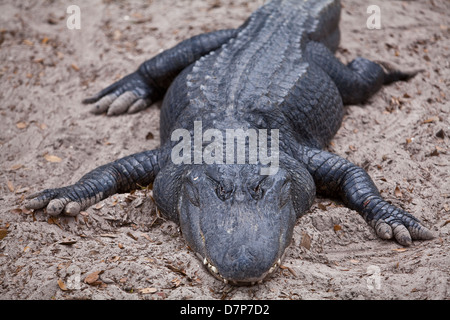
[154,156,315,285]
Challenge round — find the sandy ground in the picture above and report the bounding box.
[0,0,449,300]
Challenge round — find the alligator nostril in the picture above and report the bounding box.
[227,245,258,273]
[215,244,278,282]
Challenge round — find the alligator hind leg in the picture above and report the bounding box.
[83,29,238,115]
[297,146,434,246]
[305,41,420,105]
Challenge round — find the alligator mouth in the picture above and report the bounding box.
[196,253,283,286]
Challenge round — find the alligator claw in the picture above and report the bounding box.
[25,189,59,210]
[89,93,117,114]
[369,204,435,246]
[375,60,424,84]
[25,186,85,217]
[83,70,154,116]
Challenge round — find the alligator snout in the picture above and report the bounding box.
[202,244,281,285]
[225,245,264,280]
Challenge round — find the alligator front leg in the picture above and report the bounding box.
[83,29,238,116]
[298,146,434,246]
[25,148,164,216]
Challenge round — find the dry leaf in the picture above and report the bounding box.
[108,256,120,263]
[280,265,297,277]
[0,229,8,240]
[6,180,14,192]
[157,292,166,299]
[94,203,104,210]
[423,116,439,124]
[15,187,29,194]
[44,154,62,163]
[171,278,182,288]
[125,194,138,202]
[429,148,440,157]
[300,232,311,250]
[133,197,144,208]
[145,132,154,140]
[10,164,23,170]
[59,239,77,245]
[21,207,32,215]
[100,233,117,238]
[127,232,138,241]
[394,186,403,198]
[10,208,22,215]
[166,264,187,276]
[436,129,445,139]
[392,248,408,252]
[84,271,102,284]
[71,63,80,71]
[138,287,157,294]
[333,224,342,232]
[58,279,68,291]
[113,30,122,40]
[16,121,28,129]
[141,233,152,241]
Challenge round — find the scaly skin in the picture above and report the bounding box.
[26,0,434,285]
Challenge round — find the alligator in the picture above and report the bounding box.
[26,0,434,285]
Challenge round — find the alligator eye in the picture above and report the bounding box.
[250,184,263,200]
[215,184,233,201]
[184,181,200,207]
[279,180,292,208]
[249,177,267,200]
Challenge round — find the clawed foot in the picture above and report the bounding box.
[375,60,424,85]
[82,70,158,116]
[366,201,435,246]
[24,184,101,217]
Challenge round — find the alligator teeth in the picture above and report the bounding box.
[210,265,218,274]
[268,258,282,274]
[203,257,208,265]
[223,278,228,284]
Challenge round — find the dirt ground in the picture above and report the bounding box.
[0,0,449,300]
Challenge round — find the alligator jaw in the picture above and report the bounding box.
[196,253,283,286]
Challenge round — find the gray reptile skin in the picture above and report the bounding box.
[26,0,434,285]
